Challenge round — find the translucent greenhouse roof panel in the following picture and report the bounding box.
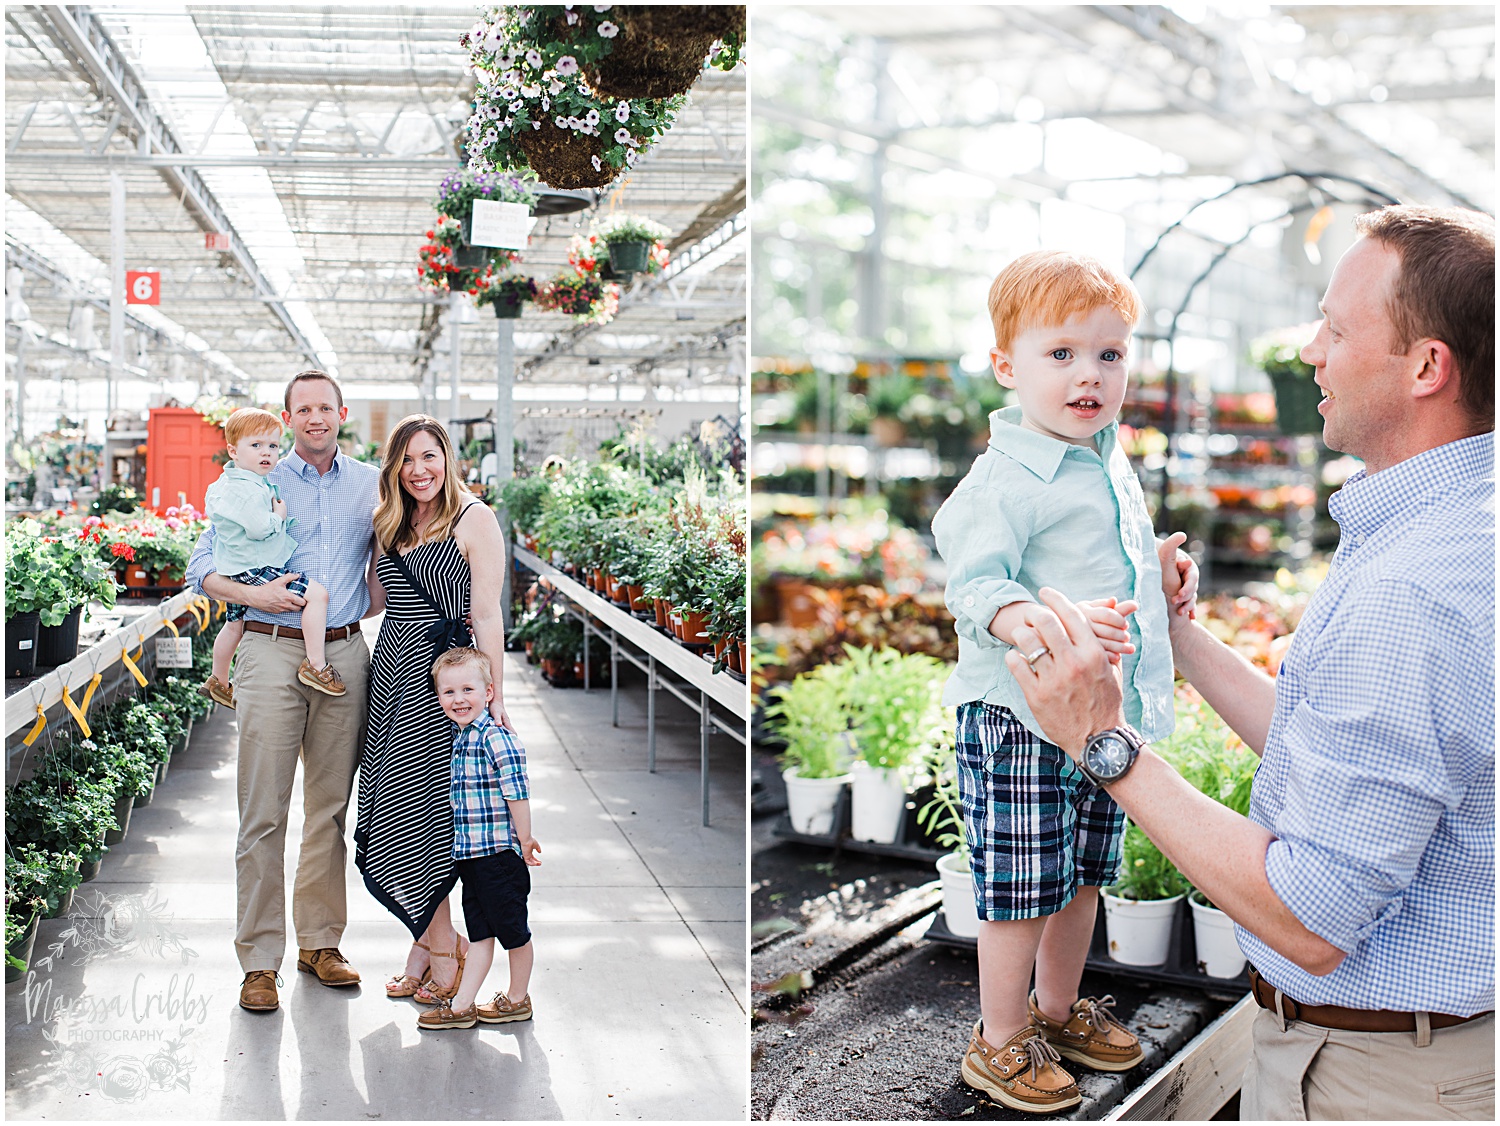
[7,4,746,395]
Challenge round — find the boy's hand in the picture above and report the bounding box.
[518,836,542,866]
[1157,532,1199,620]
[1078,596,1137,665]
[271,497,287,519]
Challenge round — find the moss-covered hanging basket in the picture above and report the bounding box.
[584,6,745,101]
[517,125,615,191]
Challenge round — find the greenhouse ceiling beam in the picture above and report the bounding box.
[1089,3,1482,210]
[4,151,743,173]
[6,237,172,347]
[28,4,323,366]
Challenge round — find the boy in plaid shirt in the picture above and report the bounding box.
[417,647,541,1031]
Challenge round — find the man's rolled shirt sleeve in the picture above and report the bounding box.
[185,526,218,596]
[1262,580,1459,953]
[936,486,1036,651]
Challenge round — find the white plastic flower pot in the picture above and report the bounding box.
[782,767,851,836]
[1101,888,1184,966]
[1190,894,1247,979]
[849,761,909,843]
[937,851,981,939]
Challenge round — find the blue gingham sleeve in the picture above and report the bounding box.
[484,724,530,802]
[932,484,1036,651]
[1264,578,1468,953]
[185,524,218,594]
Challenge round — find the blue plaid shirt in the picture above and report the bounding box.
[1240,433,1494,1015]
[186,449,379,629]
[450,711,530,860]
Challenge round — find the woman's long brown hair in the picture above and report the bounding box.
[372,414,470,553]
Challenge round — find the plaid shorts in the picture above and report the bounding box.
[955,701,1125,920]
[224,565,307,622]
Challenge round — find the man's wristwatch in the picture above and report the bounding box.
[1075,725,1146,787]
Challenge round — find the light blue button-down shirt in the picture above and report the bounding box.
[203,463,299,576]
[186,448,379,629]
[931,406,1175,742]
[1240,433,1494,1015]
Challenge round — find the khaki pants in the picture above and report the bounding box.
[232,631,370,972]
[1241,1007,1495,1121]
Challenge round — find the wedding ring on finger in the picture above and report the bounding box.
[1023,646,1050,667]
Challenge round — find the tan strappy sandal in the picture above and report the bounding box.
[413,936,468,1006]
[385,939,431,999]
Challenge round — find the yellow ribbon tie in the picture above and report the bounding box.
[186,599,205,630]
[22,704,46,747]
[79,671,102,713]
[121,645,148,687]
[61,683,92,738]
[162,617,180,638]
[215,599,226,619]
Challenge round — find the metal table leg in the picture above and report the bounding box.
[647,654,657,773]
[701,689,711,827]
[583,618,590,692]
[610,630,619,727]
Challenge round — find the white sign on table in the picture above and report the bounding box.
[155,637,194,668]
[469,200,534,250]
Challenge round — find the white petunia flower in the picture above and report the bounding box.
[477,69,495,85]
[566,10,579,24]
[500,86,517,100]
[521,83,540,97]
[615,102,631,122]
[510,100,523,114]
[591,155,602,171]
[598,21,619,38]
[584,108,600,126]
[595,4,612,11]
[567,116,582,130]
[557,55,579,76]
[541,96,550,111]
[503,69,521,85]
[550,78,565,95]
[625,149,636,165]
[615,128,631,144]
[533,121,542,130]
[502,117,512,129]
[525,48,542,68]
[555,116,568,129]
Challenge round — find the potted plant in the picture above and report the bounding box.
[1250,322,1323,436]
[433,166,539,247]
[4,857,47,983]
[834,646,948,844]
[1101,823,1188,966]
[593,214,670,277]
[5,521,49,676]
[36,523,120,665]
[866,376,915,447]
[533,615,583,683]
[916,749,979,939]
[535,272,619,325]
[763,663,854,836]
[478,273,539,319]
[500,474,551,546]
[1156,687,1257,978]
[9,752,115,884]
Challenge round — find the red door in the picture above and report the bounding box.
[146,407,226,515]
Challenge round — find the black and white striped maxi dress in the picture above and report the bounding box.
[354,506,478,937]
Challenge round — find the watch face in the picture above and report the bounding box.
[1086,733,1131,779]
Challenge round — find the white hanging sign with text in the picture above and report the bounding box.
[469,200,534,250]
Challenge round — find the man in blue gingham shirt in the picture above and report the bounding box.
[1001,206,1494,1121]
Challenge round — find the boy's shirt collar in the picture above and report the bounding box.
[456,710,495,737]
[222,462,270,483]
[987,404,1118,483]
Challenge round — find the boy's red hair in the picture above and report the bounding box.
[224,407,284,446]
[988,250,1144,351]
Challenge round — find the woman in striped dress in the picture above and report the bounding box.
[355,414,513,1003]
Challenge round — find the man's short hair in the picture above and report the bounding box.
[224,407,284,446]
[283,369,344,414]
[432,646,493,686]
[1354,205,1495,428]
[988,250,1145,352]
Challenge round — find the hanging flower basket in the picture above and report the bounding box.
[582,6,746,101]
[608,239,651,275]
[1250,322,1323,436]
[477,274,538,320]
[515,123,614,190]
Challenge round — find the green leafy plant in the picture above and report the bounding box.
[916,744,969,861]
[763,663,852,780]
[500,473,551,538]
[1110,823,1189,902]
[1249,322,1319,380]
[6,842,82,920]
[593,213,669,245]
[90,482,141,516]
[836,645,949,773]
[531,614,584,664]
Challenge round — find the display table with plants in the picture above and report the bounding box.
[6,601,222,980]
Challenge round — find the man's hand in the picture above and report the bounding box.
[1157,532,1199,620]
[1079,596,1138,665]
[252,573,308,613]
[518,836,542,866]
[1004,587,1125,756]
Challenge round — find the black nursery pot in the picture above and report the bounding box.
[6,610,40,678]
[36,606,82,667]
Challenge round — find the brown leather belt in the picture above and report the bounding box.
[1248,966,1490,1033]
[244,620,361,643]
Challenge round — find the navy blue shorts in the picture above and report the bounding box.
[225,565,307,622]
[456,849,532,949]
[955,701,1125,920]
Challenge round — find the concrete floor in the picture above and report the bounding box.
[5,647,747,1121]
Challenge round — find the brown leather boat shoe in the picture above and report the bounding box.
[297,947,361,987]
[239,970,281,1011]
[960,1020,1081,1114]
[1029,990,1144,1072]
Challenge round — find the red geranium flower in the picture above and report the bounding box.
[111,542,135,561]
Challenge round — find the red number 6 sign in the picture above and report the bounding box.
[126,270,161,305]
